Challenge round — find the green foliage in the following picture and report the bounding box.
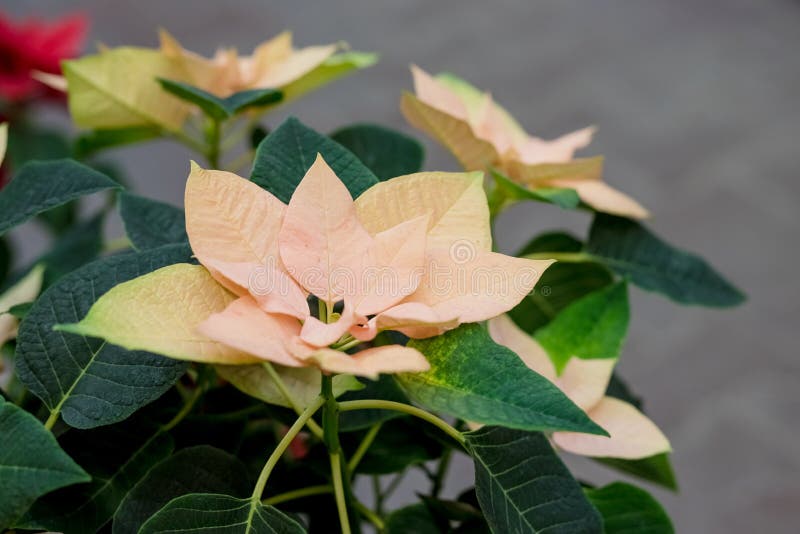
[535,282,630,372]
[330,123,424,180]
[466,426,603,533]
[587,214,745,307]
[0,236,10,283]
[338,375,410,432]
[384,504,440,533]
[402,324,606,434]
[347,418,444,475]
[75,126,163,158]
[16,416,175,533]
[0,397,89,530]
[119,192,187,250]
[138,493,306,533]
[510,231,613,333]
[158,79,283,121]
[250,117,379,202]
[585,482,674,533]
[113,446,252,534]
[491,169,581,209]
[596,454,678,492]
[0,159,121,236]
[14,245,190,429]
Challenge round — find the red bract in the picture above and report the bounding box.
[0,12,87,102]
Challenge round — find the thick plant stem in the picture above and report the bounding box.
[321,374,355,534]
[262,362,324,439]
[338,400,466,447]
[251,395,325,502]
[431,447,453,497]
[330,452,351,534]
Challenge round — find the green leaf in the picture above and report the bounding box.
[7,301,33,320]
[595,453,678,491]
[139,493,306,533]
[401,324,606,435]
[339,375,410,432]
[384,503,441,534]
[466,426,603,533]
[0,159,121,236]
[0,397,89,530]
[586,214,745,307]
[0,236,10,283]
[119,192,187,250]
[75,126,162,158]
[250,117,378,203]
[510,231,613,333]
[5,122,71,167]
[280,51,378,104]
[17,417,174,533]
[585,482,674,533]
[535,282,630,372]
[491,169,580,209]
[216,363,361,409]
[14,245,190,429]
[330,123,424,180]
[39,213,105,286]
[113,446,251,534]
[158,79,282,121]
[516,231,583,256]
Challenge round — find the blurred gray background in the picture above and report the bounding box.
[6,0,799,532]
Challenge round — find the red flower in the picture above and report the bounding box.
[0,12,88,102]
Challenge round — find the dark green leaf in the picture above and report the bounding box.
[466,426,602,533]
[0,159,121,236]
[585,482,674,533]
[5,122,71,167]
[330,123,424,180]
[491,169,580,209]
[401,324,605,435]
[38,213,105,286]
[587,214,745,307]
[75,126,163,158]
[384,503,441,534]
[139,493,306,533]
[595,454,677,491]
[15,245,190,429]
[535,282,629,372]
[119,192,187,250]
[0,397,89,529]
[113,446,251,534]
[516,231,583,256]
[339,375,410,432]
[17,417,174,533]
[158,79,282,121]
[250,117,378,203]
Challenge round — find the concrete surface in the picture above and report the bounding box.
[5,1,799,531]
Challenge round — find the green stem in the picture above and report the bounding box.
[169,128,207,155]
[205,118,222,168]
[331,337,362,352]
[338,400,466,447]
[262,484,332,506]
[354,499,385,531]
[524,251,592,262]
[162,365,214,432]
[330,452,351,534]
[347,421,383,474]
[262,362,324,439]
[251,395,325,502]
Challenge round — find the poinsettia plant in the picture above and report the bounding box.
[0,26,744,534]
